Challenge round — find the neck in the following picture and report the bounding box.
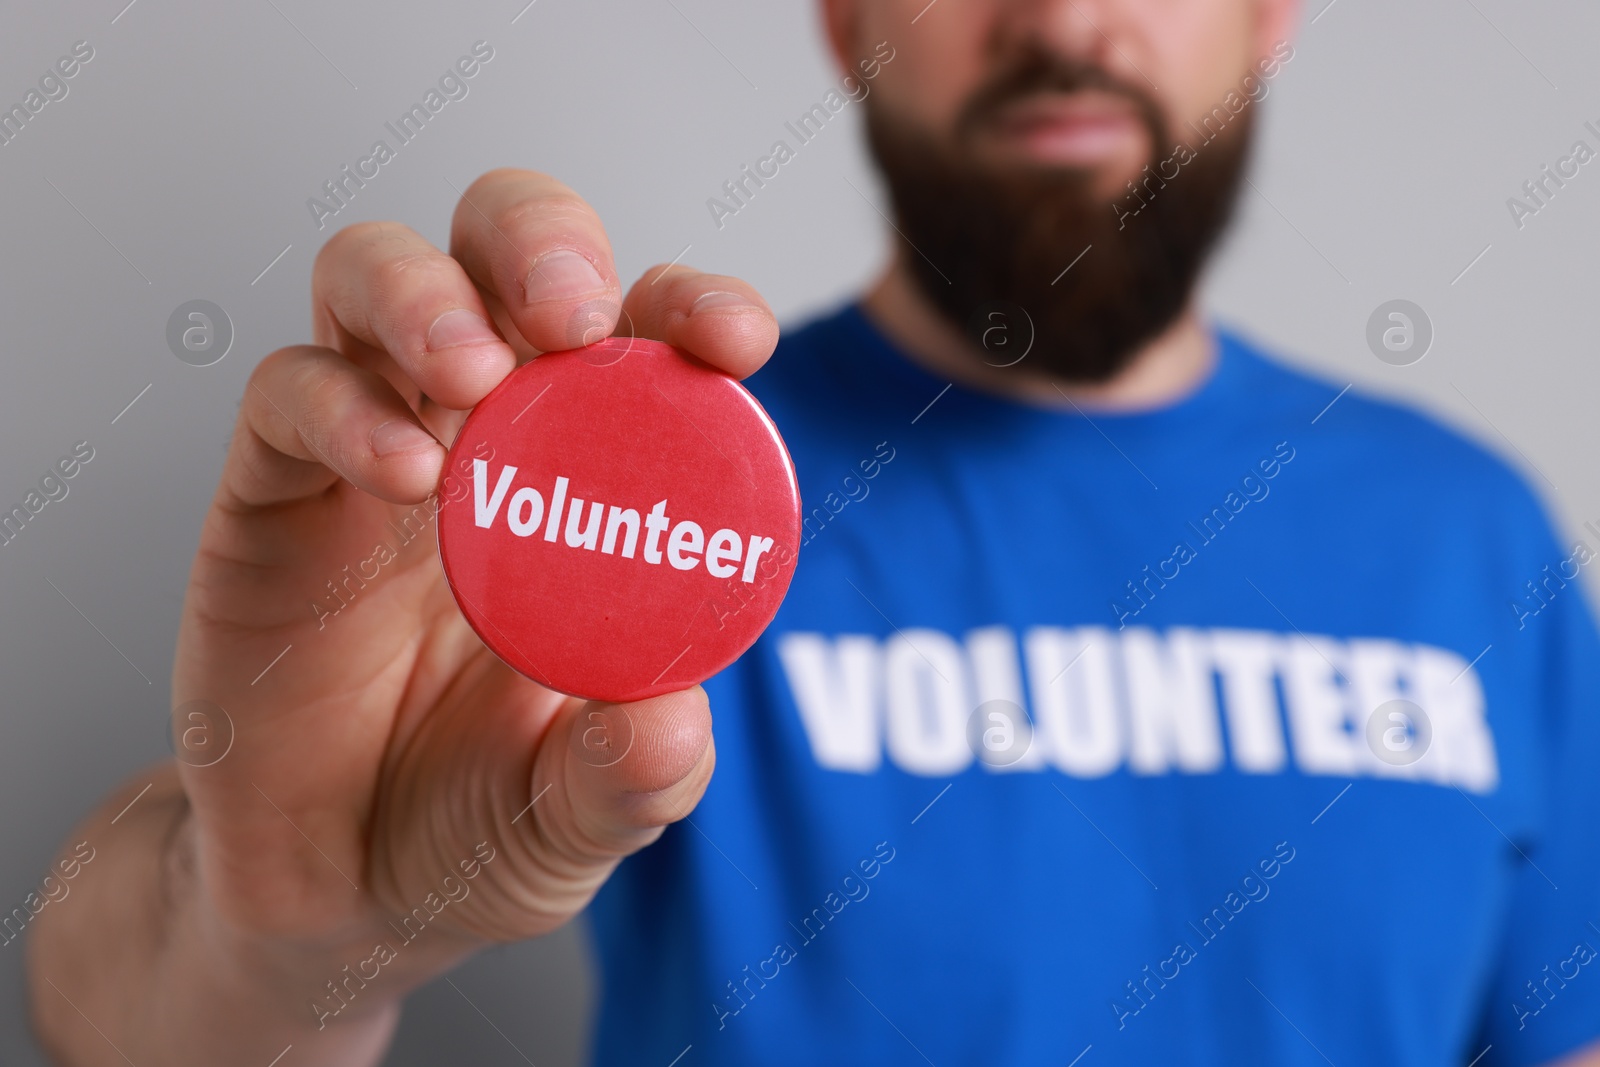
[859,256,1216,413]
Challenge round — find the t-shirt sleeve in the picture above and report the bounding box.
[1478,524,1600,1066]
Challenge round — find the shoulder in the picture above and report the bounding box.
[1220,324,1547,525]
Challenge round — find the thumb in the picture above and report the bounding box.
[455,685,716,938]
[555,685,717,856]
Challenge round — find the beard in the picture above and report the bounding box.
[862,49,1255,383]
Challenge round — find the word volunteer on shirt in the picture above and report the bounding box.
[776,626,1498,791]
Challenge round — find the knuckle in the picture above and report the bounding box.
[315,219,389,271]
[249,345,312,391]
[370,249,463,301]
[253,353,355,436]
[314,224,435,328]
[457,169,574,232]
[497,195,602,248]
[290,360,361,415]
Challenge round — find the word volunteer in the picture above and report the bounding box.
[776,625,1499,791]
[473,460,777,582]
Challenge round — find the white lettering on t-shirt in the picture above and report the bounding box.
[1412,644,1500,792]
[1024,626,1123,778]
[1347,638,1424,781]
[1281,635,1361,776]
[1208,629,1288,773]
[776,634,881,772]
[776,624,1502,793]
[967,626,1045,772]
[884,629,972,776]
[1122,627,1225,775]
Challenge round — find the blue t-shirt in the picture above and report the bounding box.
[587,304,1600,1066]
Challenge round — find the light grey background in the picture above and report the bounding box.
[0,0,1595,1063]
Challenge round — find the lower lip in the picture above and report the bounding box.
[992,114,1143,165]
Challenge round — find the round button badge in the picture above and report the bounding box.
[438,337,801,704]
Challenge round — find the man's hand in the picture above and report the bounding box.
[29,168,779,1066]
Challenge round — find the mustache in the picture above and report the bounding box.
[957,49,1165,144]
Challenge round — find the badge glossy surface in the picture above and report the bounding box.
[438,337,801,704]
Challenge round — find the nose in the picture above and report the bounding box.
[989,0,1119,68]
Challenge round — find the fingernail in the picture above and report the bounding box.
[370,419,437,457]
[525,250,608,305]
[426,308,500,352]
[691,290,758,314]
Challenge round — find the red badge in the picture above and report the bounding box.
[437,337,801,704]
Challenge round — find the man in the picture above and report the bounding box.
[28,0,1600,1064]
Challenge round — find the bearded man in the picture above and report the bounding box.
[31,2,1600,1066]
